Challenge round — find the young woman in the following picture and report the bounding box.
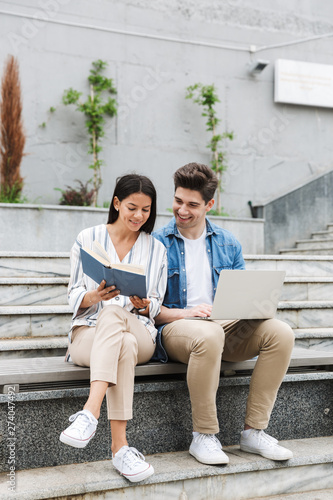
[60,174,167,483]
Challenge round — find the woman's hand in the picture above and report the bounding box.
[81,280,120,308]
[130,295,151,316]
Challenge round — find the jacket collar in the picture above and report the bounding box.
[164,217,218,238]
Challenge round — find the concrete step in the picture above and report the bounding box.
[279,248,333,255]
[294,328,333,351]
[326,223,333,232]
[0,301,332,339]
[0,277,68,306]
[245,255,333,276]
[0,305,72,338]
[312,230,333,240]
[281,277,333,301]
[0,436,332,500]
[2,252,333,277]
[296,239,333,250]
[0,336,68,358]
[2,276,333,307]
[276,301,333,329]
[0,369,332,472]
[4,276,333,302]
[2,326,333,359]
[252,489,333,500]
[0,252,70,277]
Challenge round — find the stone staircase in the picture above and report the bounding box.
[0,252,332,499]
[1,252,333,358]
[0,252,70,359]
[280,222,333,255]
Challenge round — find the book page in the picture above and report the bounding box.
[92,241,112,264]
[83,247,111,268]
[92,241,144,275]
[111,263,145,275]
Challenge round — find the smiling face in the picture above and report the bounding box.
[172,187,214,236]
[114,192,152,232]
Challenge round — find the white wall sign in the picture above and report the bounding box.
[274,59,333,108]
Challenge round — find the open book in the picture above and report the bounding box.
[80,241,146,298]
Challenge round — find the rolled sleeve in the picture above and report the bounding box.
[233,241,246,270]
[148,250,168,320]
[68,235,88,319]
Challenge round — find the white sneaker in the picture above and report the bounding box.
[112,446,154,483]
[60,409,98,448]
[240,429,293,461]
[189,433,229,465]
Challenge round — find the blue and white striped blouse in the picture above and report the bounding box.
[68,224,168,343]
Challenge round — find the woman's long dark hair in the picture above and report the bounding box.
[107,174,157,233]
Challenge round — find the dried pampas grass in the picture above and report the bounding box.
[0,55,25,202]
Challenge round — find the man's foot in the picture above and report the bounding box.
[60,409,98,448]
[112,446,154,483]
[189,432,229,465]
[240,429,293,461]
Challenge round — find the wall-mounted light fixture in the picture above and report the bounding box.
[248,59,270,76]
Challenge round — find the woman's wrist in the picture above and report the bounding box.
[138,304,150,317]
[138,306,147,313]
[87,291,98,306]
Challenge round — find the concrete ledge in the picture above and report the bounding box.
[1,436,332,500]
[1,348,332,388]
[0,205,264,254]
[1,371,332,403]
[0,372,332,472]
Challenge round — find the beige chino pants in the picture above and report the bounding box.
[162,318,294,434]
[69,305,155,420]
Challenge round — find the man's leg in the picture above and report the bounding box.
[162,319,224,433]
[162,319,229,464]
[222,318,295,460]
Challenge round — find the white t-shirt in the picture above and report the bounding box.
[180,227,213,307]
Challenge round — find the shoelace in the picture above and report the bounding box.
[68,411,95,436]
[253,430,278,446]
[195,434,222,451]
[121,447,146,471]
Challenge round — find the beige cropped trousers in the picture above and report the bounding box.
[162,318,294,434]
[69,305,155,421]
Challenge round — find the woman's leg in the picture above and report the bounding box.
[89,306,155,482]
[84,381,109,419]
[90,306,154,454]
[66,306,154,455]
[89,306,154,423]
[64,307,155,481]
[110,420,127,454]
[60,326,103,447]
[69,326,108,419]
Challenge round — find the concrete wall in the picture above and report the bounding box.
[0,1,333,217]
[0,204,264,253]
[255,170,333,254]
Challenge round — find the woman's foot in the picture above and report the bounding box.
[112,446,154,482]
[60,409,98,448]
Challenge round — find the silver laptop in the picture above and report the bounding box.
[187,270,286,320]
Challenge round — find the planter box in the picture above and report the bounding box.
[0,204,264,254]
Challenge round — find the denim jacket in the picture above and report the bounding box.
[152,217,245,361]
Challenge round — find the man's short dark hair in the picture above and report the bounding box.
[173,162,218,204]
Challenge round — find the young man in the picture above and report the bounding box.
[153,162,294,465]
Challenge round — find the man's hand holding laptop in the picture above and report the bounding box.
[185,303,212,318]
